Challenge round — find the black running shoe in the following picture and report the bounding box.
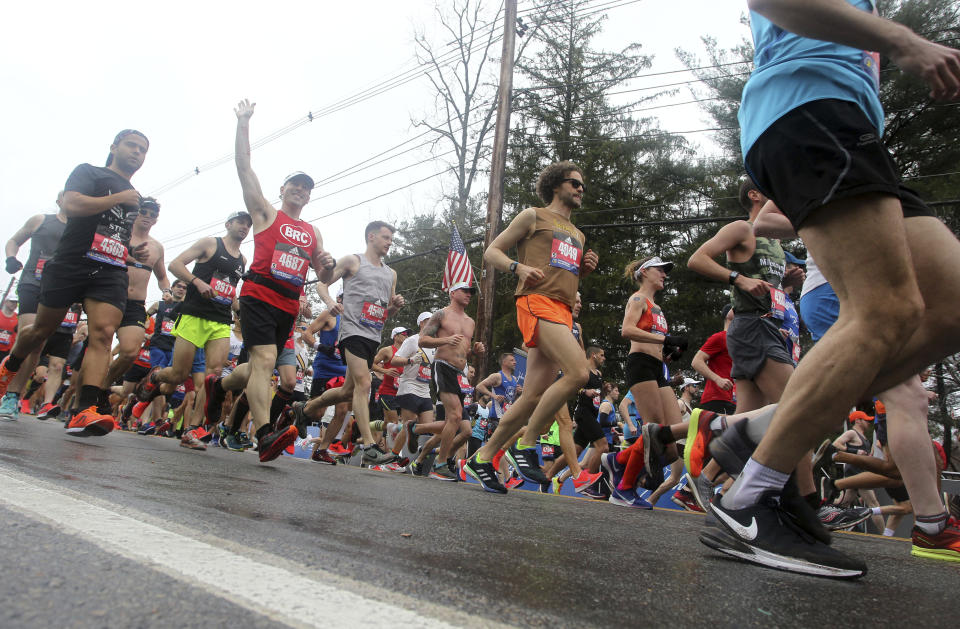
[464,455,507,494]
[135,367,162,402]
[284,401,311,439]
[705,491,866,579]
[361,443,397,465]
[258,425,297,463]
[824,506,873,531]
[504,444,549,484]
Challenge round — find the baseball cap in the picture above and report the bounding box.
[849,410,873,422]
[681,377,701,389]
[226,210,252,225]
[391,326,410,338]
[448,281,477,294]
[636,256,674,277]
[417,311,433,325]
[784,251,806,266]
[284,171,315,189]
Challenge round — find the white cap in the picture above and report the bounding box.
[681,377,701,388]
[635,256,674,279]
[390,326,410,338]
[417,311,433,325]
[448,281,477,294]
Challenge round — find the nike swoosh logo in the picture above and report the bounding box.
[712,505,758,541]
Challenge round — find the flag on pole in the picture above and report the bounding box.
[441,224,475,292]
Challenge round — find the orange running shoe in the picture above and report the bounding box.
[684,408,718,478]
[20,399,32,414]
[0,356,18,397]
[65,406,115,437]
[571,469,603,494]
[180,429,207,450]
[912,517,960,563]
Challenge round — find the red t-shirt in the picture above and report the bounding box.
[0,311,18,352]
[699,331,733,405]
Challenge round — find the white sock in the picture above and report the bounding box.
[721,457,790,510]
[871,506,883,515]
[883,528,895,536]
[915,511,948,535]
[709,416,726,432]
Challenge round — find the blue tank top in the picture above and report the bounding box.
[312,314,346,379]
[491,370,518,419]
[739,0,884,157]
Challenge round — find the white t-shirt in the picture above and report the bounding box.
[799,253,828,298]
[395,333,435,398]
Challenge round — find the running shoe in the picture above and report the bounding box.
[406,420,418,455]
[0,392,19,421]
[135,366,162,402]
[312,448,337,464]
[640,424,664,489]
[672,489,705,513]
[385,462,407,473]
[203,374,225,424]
[504,444,549,484]
[816,505,859,531]
[505,475,524,489]
[19,398,32,414]
[180,429,207,451]
[704,492,866,579]
[463,455,507,494]
[328,441,351,457]
[600,452,625,491]
[361,443,397,465]
[684,408,718,478]
[216,422,230,443]
[284,402,311,439]
[685,472,715,512]
[37,402,61,421]
[609,485,653,509]
[223,432,247,452]
[820,476,840,504]
[580,483,606,499]
[65,406,115,437]
[236,432,254,449]
[820,507,873,531]
[551,477,564,495]
[155,420,172,437]
[409,460,423,476]
[0,356,17,396]
[137,421,157,436]
[912,517,960,562]
[429,462,458,481]
[811,439,838,478]
[458,458,467,481]
[538,480,552,493]
[258,425,298,463]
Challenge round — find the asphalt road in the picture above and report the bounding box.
[0,418,956,628]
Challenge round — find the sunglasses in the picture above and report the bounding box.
[139,209,159,218]
[562,178,585,192]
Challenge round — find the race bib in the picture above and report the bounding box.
[34,256,49,281]
[161,318,175,335]
[549,231,582,274]
[210,271,237,305]
[86,230,128,267]
[790,334,801,363]
[360,301,387,330]
[416,363,432,383]
[137,347,151,365]
[270,243,309,286]
[542,444,555,457]
[768,287,787,320]
[0,330,11,346]
[61,311,79,329]
[651,308,668,335]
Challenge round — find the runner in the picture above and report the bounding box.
[418,282,485,480]
[372,326,409,427]
[0,299,17,363]
[690,305,736,415]
[140,210,249,450]
[281,219,404,465]
[0,192,67,419]
[464,160,598,493]
[100,197,169,410]
[571,346,609,479]
[474,353,519,447]
[698,2,960,576]
[0,129,149,437]
[203,100,335,463]
[393,312,436,475]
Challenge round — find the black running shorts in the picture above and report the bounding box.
[120,299,147,328]
[238,295,296,353]
[745,99,933,230]
[39,259,128,311]
[625,351,668,388]
[396,393,433,415]
[17,283,40,315]
[573,412,604,449]
[699,399,737,415]
[338,335,380,368]
[433,360,465,405]
[123,362,150,383]
[41,331,73,360]
[379,394,400,412]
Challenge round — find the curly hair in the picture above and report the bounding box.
[536,161,583,204]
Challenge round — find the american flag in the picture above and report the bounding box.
[441,224,475,292]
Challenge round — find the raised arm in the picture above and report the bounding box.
[749,0,960,101]
[234,99,274,226]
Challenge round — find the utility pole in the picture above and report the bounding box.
[474,0,517,378]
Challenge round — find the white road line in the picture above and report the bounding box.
[0,470,461,629]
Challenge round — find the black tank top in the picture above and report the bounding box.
[180,238,245,324]
[151,300,182,351]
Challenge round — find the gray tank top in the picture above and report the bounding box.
[339,254,394,343]
[20,214,66,288]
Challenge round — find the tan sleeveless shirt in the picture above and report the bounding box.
[514,207,585,308]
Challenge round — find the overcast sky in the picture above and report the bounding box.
[0,0,747,305]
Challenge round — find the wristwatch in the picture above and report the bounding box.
[728,271,740,285]
[509,261,519,275]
